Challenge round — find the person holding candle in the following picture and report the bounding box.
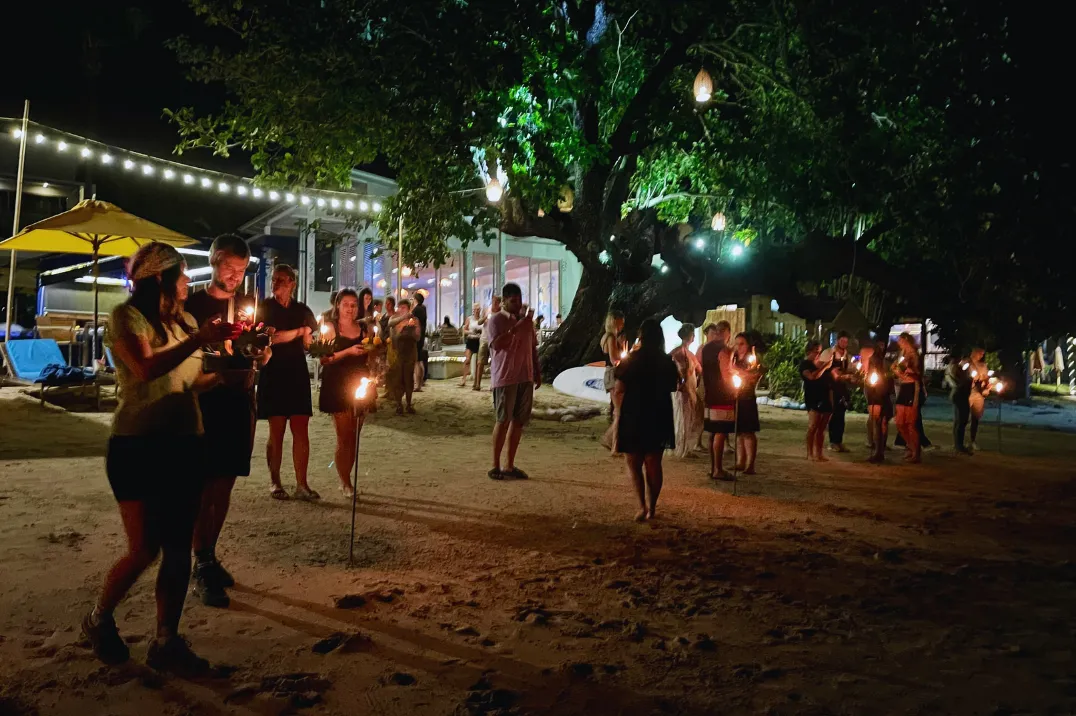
[800,340,835,461]
[967,347,990,451]
[893,332,923,462]
[701,320,736,479]
[82,242,239,673]
[863,336,893,462]
[184,234,270,608]
[614,318,679,521]
[732,332,763,473]
[827,331,854,453]
[944,352,974,454]
[669,323,702,459]
[257,264,319,499]
[317,289,371,498]
[388,298,420,414]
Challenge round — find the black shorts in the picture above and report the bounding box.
[200,386,256,477]
[465,337,480,353]
[106,435,206,548]
[896,383,918,407]
[805,396,832,413]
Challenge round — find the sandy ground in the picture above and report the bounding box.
[1,380,1075,716]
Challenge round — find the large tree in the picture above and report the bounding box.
[171,0,1069,373]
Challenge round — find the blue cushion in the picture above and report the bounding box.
[3,339,68,381]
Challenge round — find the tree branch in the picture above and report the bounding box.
[608,36,695,158]
[635,192,726,210]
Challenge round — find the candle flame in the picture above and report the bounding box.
[961,362,969,370]
[869,372,880,386]
[320,324,330,336]
[971,370,978,378]
[995,381,1004,393]
[747,354,757,365]
[987,369,995,377]
[732,374,743,389]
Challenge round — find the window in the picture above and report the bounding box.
[504,257,530,306]
[531,260,558,325]
[775,321,785,336]
[436,253,462,327]
[313,238,335,293]
[471,253,497,312]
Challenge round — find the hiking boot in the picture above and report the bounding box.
[192,563,231,608]
[146,636,211,678]
[81,611,129,665]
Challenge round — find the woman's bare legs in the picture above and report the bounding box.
[737,433,758,473]
[288,415,311,489]
[896,405,920,462]
[806,412,819,459]
[332,412,358,491]
[815,415,832,460]
[625,453,647,522]
[459,349,473,386]
[97,502,159,616]
[643,452,664,519]
[266,416,288,491]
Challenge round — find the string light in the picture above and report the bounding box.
[9,121,375,211]
[285,192,296,203]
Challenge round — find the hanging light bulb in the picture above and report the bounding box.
[142,164,154,176]
[200,177,212,188]
[269,191,281,201]
[101,154,114,165]
[372,202,382,212]
[731,243,744,258]
[344,200,354,210]
[316,197,326,208]
[402,266,413,277]
[711,212,726,231]
[300,195,311,205]
[163,169,175,180]
[218,182,230,193]
[359,200,370,211]
[183,173,194,184]
[331,198,340,208]
[80,147,92,159]
[485,177,503,203]
[123,159,135,170]
[57,141,68,152]
[694,238,705,249]
[236,185,248,196]
[285,192,296,202]
[253,187,264,198]
[693,69,713,103]
[34,133,45,144]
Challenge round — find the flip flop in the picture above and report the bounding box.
[503,467,529,480]
[294,487,321,501]
[487,468,504,481]
[269,485,289,500]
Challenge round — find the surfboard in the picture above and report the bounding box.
[552,365,608,403]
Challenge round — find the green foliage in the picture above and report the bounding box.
[761,335,806,401]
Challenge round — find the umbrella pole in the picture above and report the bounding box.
[4,100,30,344]
[92,248,100,364]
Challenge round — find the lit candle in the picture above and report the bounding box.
[971,370,978,378]
[987,369,995,377]
[620,349,628,360]
[747,353,757,365]
[869,372,880,386]
[732,374,743,389]
[961,362,970,370]
[994,381,1004,394]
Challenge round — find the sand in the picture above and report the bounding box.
[1,380,1075,715]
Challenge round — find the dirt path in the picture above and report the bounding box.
[1,382,1074,715]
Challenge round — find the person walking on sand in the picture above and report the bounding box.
[599,311,627,452]
[317,289,373,497]
[615,318,679,521]
[486,282,541,480]
[473,295,501,391]
[82,242,239,674]
[460,303,483,387]
[184,234,270,608]
[257,265,319,500]
[801,340,835,461]
[701,320,736,479]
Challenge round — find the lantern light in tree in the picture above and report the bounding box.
[693,69,713,103]
[485,177,504,203]
[711,212,726,231]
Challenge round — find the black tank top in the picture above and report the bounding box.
[701,341,731,405]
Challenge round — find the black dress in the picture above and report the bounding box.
[256,297,318,419]
[800,359,833,413]
[319,324,371,414]
[185,291,258,477]
[864,353,894,418]
[615,348,679,454]
[732,353,762,433]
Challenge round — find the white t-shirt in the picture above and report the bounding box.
[109,304,204,436]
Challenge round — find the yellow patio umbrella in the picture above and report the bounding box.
[0,199,198,357]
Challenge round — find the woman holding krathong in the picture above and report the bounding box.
[83,243,239,674]
[599,311,627,453]
[800,340,835,461]
[732,332,764,474]
[318,289,374,498]
[893,332,923,463]
[257,265,319,500]
[863,337,894,463]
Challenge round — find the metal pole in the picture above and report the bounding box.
[397,215,404,302]
[91,247,100,362]
[348,413,362,567]
[997,398,1002,455]
[5,100,30,344]
[731,394,740,496]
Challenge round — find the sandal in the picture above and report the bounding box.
[503,467,529,480]
[269,485,289,500]
[406,405,416,415]
[294,487,321,501]
[487,468,504,481]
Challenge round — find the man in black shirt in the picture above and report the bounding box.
[184,234,269,607]
[827,331,853,452]
[944,353,973,454]
[412,291,429,390]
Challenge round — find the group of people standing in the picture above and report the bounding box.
[599,317,766,521]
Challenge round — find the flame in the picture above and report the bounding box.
[320,324,330,336]
[747,353,757,365]
[994,381,1004,394]
[354,377,372,400]
[732,374,743,389]
[961,362,969,370]
[869,372,880,386]
[620,349,627,360]
[971,370,978,378]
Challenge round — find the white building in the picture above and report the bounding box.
[241,170,582,326]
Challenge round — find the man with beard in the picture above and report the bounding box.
[184,234,270,607]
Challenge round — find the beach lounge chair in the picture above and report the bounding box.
[0,338,100,408]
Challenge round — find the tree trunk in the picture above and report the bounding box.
[538,263,615,379]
